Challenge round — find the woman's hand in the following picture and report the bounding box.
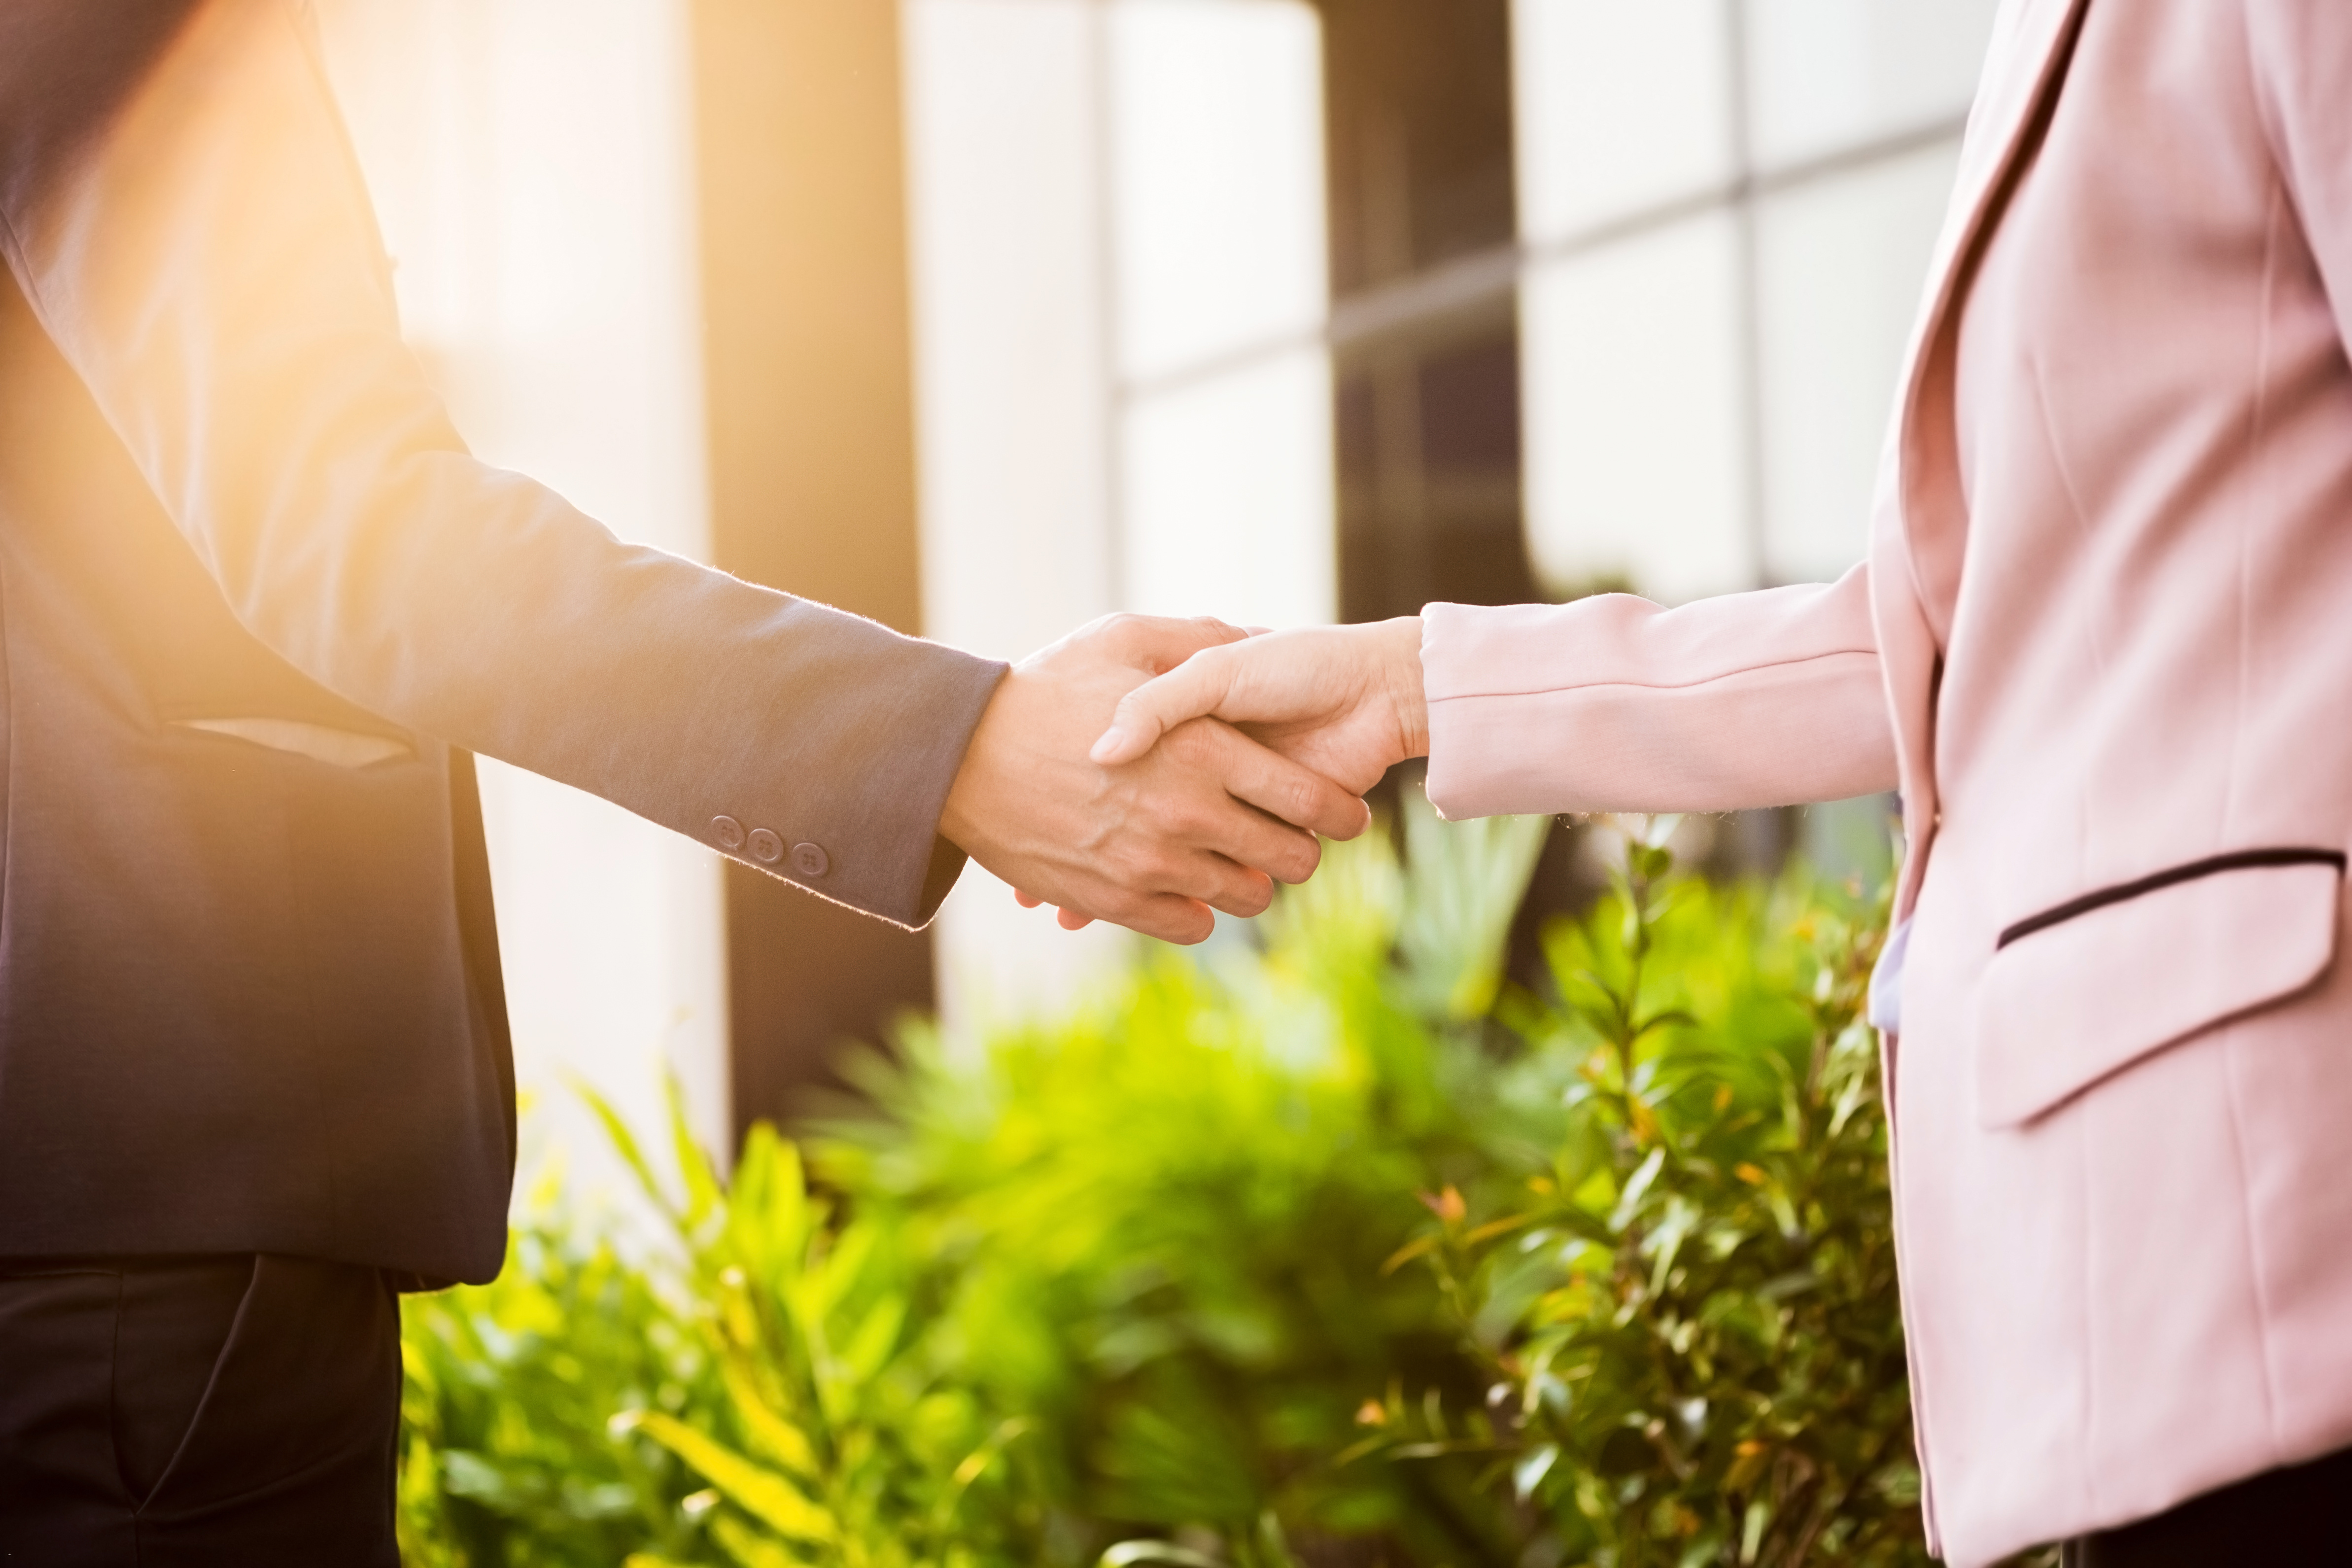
[1088,616,1430,794]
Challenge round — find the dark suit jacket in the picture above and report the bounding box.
[0,0,1004,1285]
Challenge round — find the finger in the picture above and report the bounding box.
[1014,889,1043,908]
[1187,720,1373,846]
[1186,798,1322,888]
[1143,725,1327,883]
[1091,650,1240,765]
[1044,871,1217,945]
[1200,863,1278,920]
[1093,786,1289,912]
[1117,891,1217,945]
[1147,847,1278,920]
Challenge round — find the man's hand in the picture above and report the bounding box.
[939,615,1374,945]
[1089,616,1430,795]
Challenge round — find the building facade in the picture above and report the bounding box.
[313,0,1999,1170]
[913,0,2000,1022]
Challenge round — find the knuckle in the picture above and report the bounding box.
[1167,798,1217,840]
[1165,719,1220,768]
[1107,837,1163,885]
[1107,842,1155,888]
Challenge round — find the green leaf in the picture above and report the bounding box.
[1611,1146,1667,1232]
[618,1410,836,1544]
[711,1512,818,1568]
[1512,1444,1559,1501]
[841,1292,907,1382]
[1380,1234,1439,1276]
[666,1076,725,1231]
[576,1080,677,1221]
[1100,1543,1227,1568]
[720,1359,821,1480]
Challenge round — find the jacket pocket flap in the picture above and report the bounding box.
[1974,855,2342,1128]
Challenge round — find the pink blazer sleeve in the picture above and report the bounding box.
[1420,561,1899,818]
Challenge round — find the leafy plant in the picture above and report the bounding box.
[1352,818,1921,1568]
[398,803,1937,1568]
[397,1150,723,1567]
[808,799,1556,1568]
[401,1090,1040,1568]
[595,1096,1037,1568]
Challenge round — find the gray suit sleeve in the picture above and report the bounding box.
[0,0,1003,927]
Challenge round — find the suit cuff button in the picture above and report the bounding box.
[711,815,746,851]
[747,828,784,864]
[791,841,830,878]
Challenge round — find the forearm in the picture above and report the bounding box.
[1420,565,1898,818]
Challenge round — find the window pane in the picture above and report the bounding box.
[1520,212,1753,606]
[904,0,1115,662]
[1743,0,2001,172]
[904,0,1143,1027]
[1337,330,1534,625]
[1322,0,1517,294]
[1111,0,1327,382]
[1122,351,1338,629]
[1512,0,1734,244]
[1754,140,1961,583]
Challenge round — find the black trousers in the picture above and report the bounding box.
[0,1254,402,1567]
[2063,1444,2352,1565]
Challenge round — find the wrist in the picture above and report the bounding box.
[1379,616,1430,759]
[936,674,1012,855]
[936,750,980,855]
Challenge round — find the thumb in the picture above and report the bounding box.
[1090,654,1237,765]
[1097,613,1251,671]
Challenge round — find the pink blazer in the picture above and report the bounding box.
[1422,1,2352,1560]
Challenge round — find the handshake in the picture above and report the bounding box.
[936,613,1433,943]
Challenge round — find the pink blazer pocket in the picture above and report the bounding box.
[1973,850,2345,1129]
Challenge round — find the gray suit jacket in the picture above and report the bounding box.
[0,0,1004,1285]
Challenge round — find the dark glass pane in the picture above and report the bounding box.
[1418,335,1519,470]
[1337,327,1536,626]
[1315,0,1517,297]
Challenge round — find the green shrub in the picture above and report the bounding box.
[400,1097,1040,1568]
[397,1153,722,1567]
[397,806,1929,1568]
[804,804,1556,1568]
[1349,819,1922,1568]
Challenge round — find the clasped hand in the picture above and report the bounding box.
[937,614,1429,943]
